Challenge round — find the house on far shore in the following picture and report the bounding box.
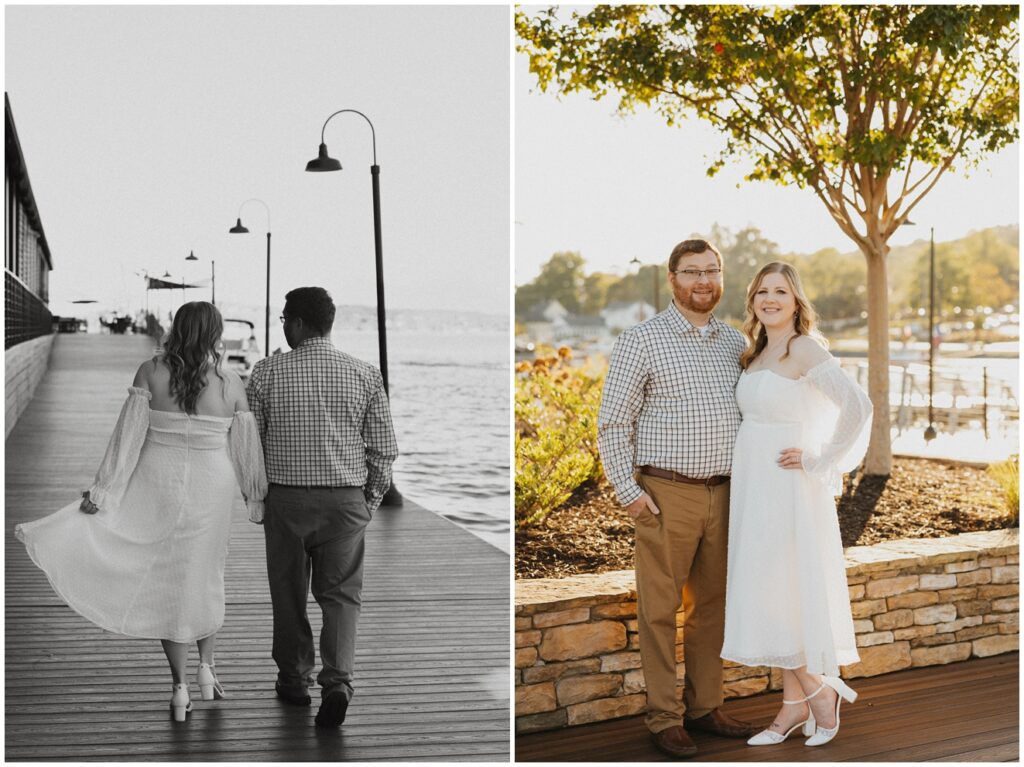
[602,300,657,334]
[555,314,609,345]
[521,299,569,345]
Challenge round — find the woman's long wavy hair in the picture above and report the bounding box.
[740,262,827,370]
[159,302,226,414]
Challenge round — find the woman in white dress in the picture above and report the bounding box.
[720,262,872,747]
[16,302,268,721]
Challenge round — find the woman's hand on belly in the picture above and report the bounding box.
[777,447,803,470]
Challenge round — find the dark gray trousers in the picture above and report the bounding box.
[263,484,370,700]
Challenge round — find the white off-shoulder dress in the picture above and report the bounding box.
[721,358,873,676]
[15,387,268,643]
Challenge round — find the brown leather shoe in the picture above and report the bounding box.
[651,725,698,758]
[685,707,760,738]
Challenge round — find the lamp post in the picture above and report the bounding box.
[186,250,216,306]
[925,227,937,442]
[306,108,401,507]
[229,200,271,356]
[630,257,661,318]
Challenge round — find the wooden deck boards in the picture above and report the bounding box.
[515,653,1019,762]
[6,333,510,762]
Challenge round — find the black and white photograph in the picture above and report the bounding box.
[6,5,510,761]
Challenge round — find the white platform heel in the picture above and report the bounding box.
[197,663,225,700]
[805,676,857,747]
[746,694,816,745]
[170,683,193,722]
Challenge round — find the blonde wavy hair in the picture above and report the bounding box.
[740,262,827,370]
[159,301,226,414]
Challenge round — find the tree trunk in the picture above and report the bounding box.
[862,248,893,476]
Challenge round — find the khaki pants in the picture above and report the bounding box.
[634,473,729,733]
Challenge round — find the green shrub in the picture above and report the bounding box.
[986,454,1019,526]
[515,348,605,528]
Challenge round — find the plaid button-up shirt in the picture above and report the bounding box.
[246,337,398,513]
[597,302,746,506]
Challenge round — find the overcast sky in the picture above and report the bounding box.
[7,5,509,324]
[515,49,1019,284]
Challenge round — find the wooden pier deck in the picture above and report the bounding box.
[515,653,1018,762]
[6,333,510,761]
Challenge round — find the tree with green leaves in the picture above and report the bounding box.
[515,251,587,315]
[517,5,1019,475]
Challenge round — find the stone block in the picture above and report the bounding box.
[623,668,646,694]
[1008,554,1019,565]
[516,682,556,715]
[894,625,937,641]
[857,630,894,647]
[979,556,1007,568]
[515,616,533,631]
[591,601,638,619]
[566,693,647,726]
[516,630,541,648]
[977,584,1019,600]
[522,658,602,684]
[992,596,1019,613]
[910,633,955,648]
[873,609,913,630]
[724,665,770,681]
[955,600,992,618]
[910,642,971,666]
[841,641,912,678]
[971,633,1019,657]
[992,566,1019,584]
[851,599,888,618]
[556,673,623,706]
[956,569,993,587]
[533,608,591,628]
[887,592,939,609]
[936,615,983,633]
[853,619,874,634]
[723,676,769,698]
[937,587,978,603]
[913,604,957,625]
[846,574,868,585]
[866,575,920,598]
[769,667,784,690]
[628,633,641,649]
[848,584,865,600]
[983,613,1019,627]
[516,647,538,669]
[516,708,568,734]
[999,623,1019,635]
[540,621,627,662]
[956,624,1000,642]
[624,619,639,632]
[601,651,643,672]
[920,574,958,590]
[944,559,980,574]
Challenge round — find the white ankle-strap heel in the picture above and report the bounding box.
[197,663,225,700]
[746,693,816,746]
[170,683,192,722]
[805,676,857,747]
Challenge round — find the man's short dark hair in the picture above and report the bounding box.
[284,287,336,334]
[668,239,722,272]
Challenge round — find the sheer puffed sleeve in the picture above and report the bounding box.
[228,411,269,523]
[87,387,152,514]
[801,358,873,495]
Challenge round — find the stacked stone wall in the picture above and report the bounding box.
[5,334,54,438]
[515,530,1019,734]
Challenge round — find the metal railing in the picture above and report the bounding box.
[5,269,52,349]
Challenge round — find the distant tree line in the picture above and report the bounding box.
[515,224,1019,327]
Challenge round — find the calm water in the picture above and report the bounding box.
[331,326,510,553]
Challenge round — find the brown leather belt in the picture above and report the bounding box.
[639,466,729,486]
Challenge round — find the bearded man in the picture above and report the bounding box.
[597,239,759,758]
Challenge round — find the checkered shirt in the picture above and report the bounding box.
[246,337,398,512]
[597,302,746,506]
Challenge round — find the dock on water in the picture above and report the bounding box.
[6,333,510,761]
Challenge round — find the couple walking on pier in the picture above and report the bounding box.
[597,240,873,758]
[16,287,399,727]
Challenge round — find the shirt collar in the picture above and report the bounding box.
[666,301,721,337]
[296,336,334,351]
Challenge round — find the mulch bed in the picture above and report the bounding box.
[516,456,1016,579]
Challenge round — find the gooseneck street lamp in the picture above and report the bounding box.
[185,250,216,306]
[306,108,402,507]
[630,256,661,318]
[229,199,271,357]
[925,227,937,442]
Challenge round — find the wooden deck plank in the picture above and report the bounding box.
[5,334,510,762]
[514,653,1018,762]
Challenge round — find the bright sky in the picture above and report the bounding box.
[515,50,1020,285]
[6,6,510,322]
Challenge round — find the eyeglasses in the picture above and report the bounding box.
[671,268,722,280]
[279,314,289,324]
